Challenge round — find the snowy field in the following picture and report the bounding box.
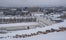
[1,31,66,40]
[0,20,66,40]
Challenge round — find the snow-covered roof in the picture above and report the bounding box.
[0,22,39,28]
[0,16,35,19]
[49,14,61,18]
[51,18,62,20]
[22,11,29,13]
[31,12,44,14]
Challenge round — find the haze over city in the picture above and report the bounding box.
[0,0,66,7]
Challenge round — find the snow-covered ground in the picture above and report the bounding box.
[0,20,66,40]
[2,31,66,40]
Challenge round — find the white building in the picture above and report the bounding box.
[0,22,40,31]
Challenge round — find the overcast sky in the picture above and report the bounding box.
[0,0,66,7]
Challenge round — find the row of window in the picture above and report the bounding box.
[0,18,36,24]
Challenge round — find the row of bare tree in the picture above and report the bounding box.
[13,27,66,38]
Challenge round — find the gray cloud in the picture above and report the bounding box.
[0,0,66,7]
